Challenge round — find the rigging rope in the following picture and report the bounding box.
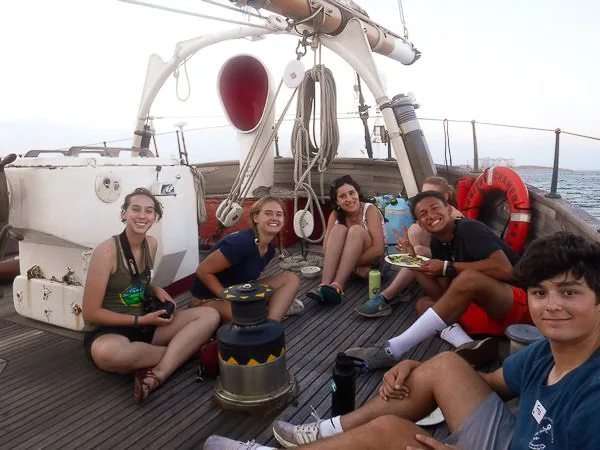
[223,78,298,207]
[290,62,339,244]
[291,65,339,163]
[190,166,209,225]
[174,58,192,102]
[396,0,409,39]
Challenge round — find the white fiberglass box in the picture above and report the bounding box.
[6,155,200,330]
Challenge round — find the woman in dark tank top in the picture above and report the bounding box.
[81,188,219,403]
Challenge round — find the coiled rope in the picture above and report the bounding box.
[189,166,208,225]
[279,252,323,272]
[290,64,339,244]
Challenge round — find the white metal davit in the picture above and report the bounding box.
[132,23,284,149]
[319,18,419,196]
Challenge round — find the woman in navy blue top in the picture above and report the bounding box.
[190,196,299,322]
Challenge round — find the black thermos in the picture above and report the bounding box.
[331,353,359,416]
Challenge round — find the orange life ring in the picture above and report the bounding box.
[455,175,475,211]
[463,166,531,253]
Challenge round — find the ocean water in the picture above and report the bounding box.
[516,168,600,220]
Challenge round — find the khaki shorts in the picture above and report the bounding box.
[443,393,516,450]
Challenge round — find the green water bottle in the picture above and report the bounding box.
[368,262,381,299]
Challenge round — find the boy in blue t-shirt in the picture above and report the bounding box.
[204,231,600,450]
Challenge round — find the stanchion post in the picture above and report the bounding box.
[274,135,281,159]
[471,120,480,172]
[385,130,394,161]
[546,128,562,199]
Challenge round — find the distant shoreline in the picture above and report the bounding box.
[517,165,573,171]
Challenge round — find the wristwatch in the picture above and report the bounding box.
[133,315,140,328]
[445,261,457,278]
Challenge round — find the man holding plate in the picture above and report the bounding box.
[345,190,532,370]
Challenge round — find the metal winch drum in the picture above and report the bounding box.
[214,283,296,411]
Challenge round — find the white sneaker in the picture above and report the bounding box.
[284,298,305,319]
[204,436,269,450]
[344,341,397,370]
[272,420,322,448]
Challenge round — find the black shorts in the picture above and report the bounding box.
[83,325,157,368]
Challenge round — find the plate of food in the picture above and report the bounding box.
[415,407,445,427]
[385,253,430,268]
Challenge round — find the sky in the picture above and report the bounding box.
[1,0,599,169]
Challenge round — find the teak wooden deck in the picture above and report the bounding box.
[0,247,492,449]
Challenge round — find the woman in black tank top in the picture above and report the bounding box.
[81,188,220,403]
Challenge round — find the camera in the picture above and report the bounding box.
[143,293,175,319]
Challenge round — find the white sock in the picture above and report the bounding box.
[440,323,473,347]
[318,416,343,438]
[254,446,275,450]
[387,308,448,359]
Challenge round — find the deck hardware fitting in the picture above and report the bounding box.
[62,267,80,286]
[27,265,43,279]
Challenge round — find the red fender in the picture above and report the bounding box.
[463,167,531,254]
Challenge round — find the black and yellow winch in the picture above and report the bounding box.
[214,283,296,412]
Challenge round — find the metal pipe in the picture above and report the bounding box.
[175,130,183,163]
[546,128,562,199]
[152,133,160,157]
[274,135,281,158]
[471,120,480,172]
[385,131,393,160]
[180,130,190,165]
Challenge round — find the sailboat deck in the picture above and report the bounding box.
[0,246,500,448]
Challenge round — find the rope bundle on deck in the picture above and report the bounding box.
[279,253,323,272]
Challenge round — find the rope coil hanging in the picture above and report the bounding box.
[291,65,339,162]
[290,63,339,244]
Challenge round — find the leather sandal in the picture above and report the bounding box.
[134,368,162,404]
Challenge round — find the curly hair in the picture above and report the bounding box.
[514,231,600,303]
[121,187,163,222]
[329,175,367,224]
